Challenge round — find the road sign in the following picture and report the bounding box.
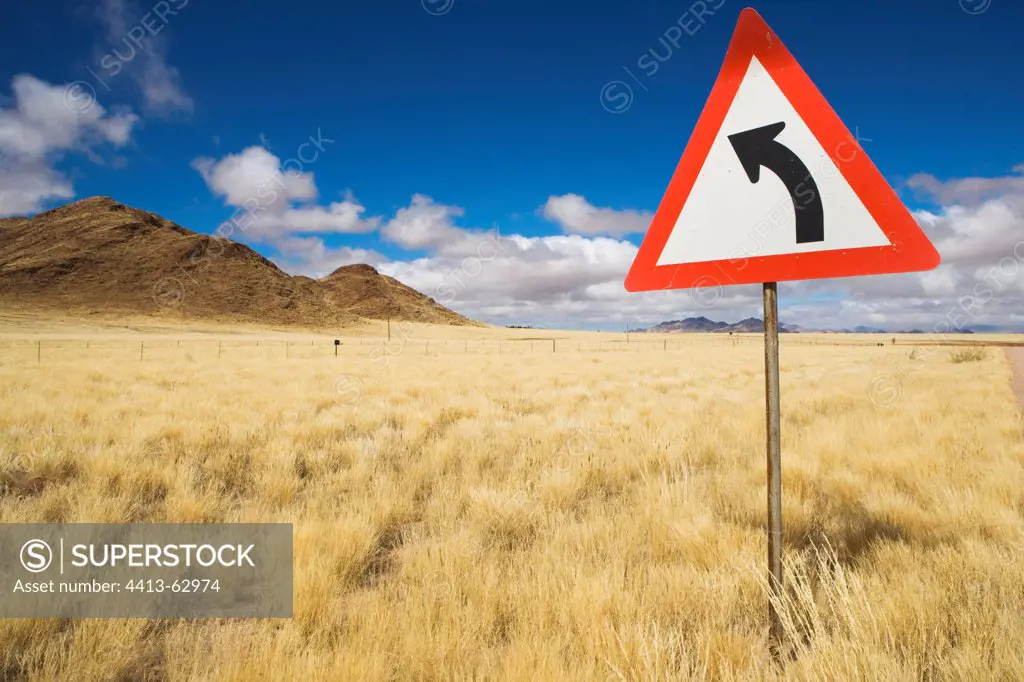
[622,7,942,659]
[624,8,940,292]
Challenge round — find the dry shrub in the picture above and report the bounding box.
[950,347,986,363]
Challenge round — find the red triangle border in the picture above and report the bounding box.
[624,8,940,292]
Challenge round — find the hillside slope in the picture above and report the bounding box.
[0,197,475,327]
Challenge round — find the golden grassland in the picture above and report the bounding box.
[1,316,1023,680]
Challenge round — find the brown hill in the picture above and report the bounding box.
[0,196,476,327]
[321,264,468,325]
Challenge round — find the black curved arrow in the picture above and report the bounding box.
[727,121,824,244]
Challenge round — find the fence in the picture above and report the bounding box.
[0,334,1004,365]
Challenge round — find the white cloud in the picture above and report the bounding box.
[764,169,1024,331]
[365,176,1024,331]
[273,237,387,278]
[0,74,139,217]
[907,167,1024,208]
[542,193,651,236]
[193,145,381,270]
[0,75,138,156]
[918,267,961,297]
[376,230,741,329]
[280,203,379,234]
[381,194,466,250]
[194,146,316,212]
[95,0,193,115]
[0,158,74,216]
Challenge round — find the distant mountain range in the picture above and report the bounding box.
[629,316,798,334]
[628,317,975,334]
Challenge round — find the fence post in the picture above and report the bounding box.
[140,342,144,361]
[552,339,556,353]
[218,341,222,359]
[37,340,41,364]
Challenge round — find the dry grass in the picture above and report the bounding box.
[1,320,1023,680]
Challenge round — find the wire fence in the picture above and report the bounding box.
[0,333,999,365]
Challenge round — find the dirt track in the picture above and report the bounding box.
[1006,348,1024,407]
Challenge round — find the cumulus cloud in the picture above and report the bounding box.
[767,168,1024,332]
[193,143,383,274]
[0,74,139,217]
[273,237,387,278]
[374,221,756,329]
[381,194,467,250]
[193,145,380,241]
[193,146,317,213]
[0,75,138,156]
[0,158,74,217]
[907,166,1024,208]
[95,0,193,115]
[542,193,651,236]
[371,175,1024,331]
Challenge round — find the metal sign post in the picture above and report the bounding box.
[762,282,783,655]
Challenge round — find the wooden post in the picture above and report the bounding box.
[218,341,222,359]
[37,340,41,364]
[552,338,555,353]
[140,341,144,361]
[763,282,784,657]
[387,315,391,343]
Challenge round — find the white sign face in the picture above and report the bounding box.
[655,56,891,267]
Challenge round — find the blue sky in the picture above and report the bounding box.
[1,0,1023,330]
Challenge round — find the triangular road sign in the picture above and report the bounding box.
[625,8,940,292]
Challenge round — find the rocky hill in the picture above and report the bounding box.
[0,196,475,327]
